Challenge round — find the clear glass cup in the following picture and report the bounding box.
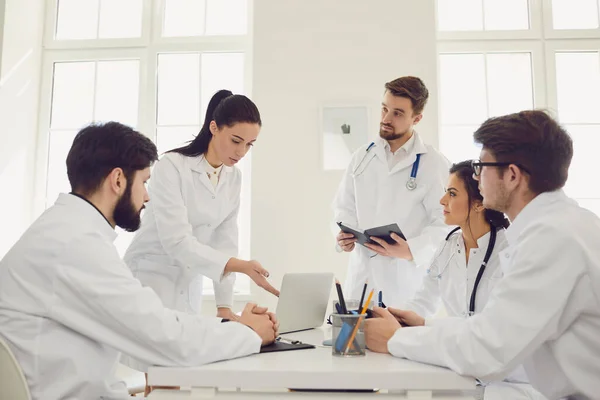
[331,313,366,357]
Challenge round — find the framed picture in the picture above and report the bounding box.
[320,105,370,170]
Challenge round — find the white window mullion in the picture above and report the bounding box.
[543,42,559,117]
[137,49,154,142]
[531,42,547,110]
[482,52,491,117]
[203,0,209,36]
[92,61,99,121]
[95,0,102,39]
[198,52,204,125]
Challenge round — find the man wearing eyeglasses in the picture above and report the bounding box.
[365,110,600,400]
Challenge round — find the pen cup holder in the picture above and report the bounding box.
[331,313,366,357]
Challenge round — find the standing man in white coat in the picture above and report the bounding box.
[124,90,279,327]
[333,76,450,307]
[364,110,600,400]
[0,122,277,400]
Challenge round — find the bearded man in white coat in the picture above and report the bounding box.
[333,76,450,307]
[0,122,278,400]
[364,110,600,400]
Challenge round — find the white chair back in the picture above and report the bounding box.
[0,336,31,400]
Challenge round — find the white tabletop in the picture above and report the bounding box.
[148,325,475,392]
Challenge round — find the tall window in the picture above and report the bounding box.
[37,0,252,295]
[437,0,600,217]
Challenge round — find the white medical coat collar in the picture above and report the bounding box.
[504,189,570,246]
[58,193,117,241]
[374,131,428,173]
[457,229,492,250]
[190,154,234,175]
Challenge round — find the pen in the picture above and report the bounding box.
[366,142,375,152]
[378,291,386,308]
[344,289,374,355]
[335,303,342,314]
[358,280,368,311]
[335,279,348,314]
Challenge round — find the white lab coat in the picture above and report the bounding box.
[333,133,450,307]
[403,229,547,400]
[403,230,508,320]
[0,194,261,400]
[387,190,600,400]
[124,152,241,313]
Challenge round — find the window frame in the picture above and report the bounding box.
[544,39,600,117]
[436,0,544,41]
[35,0,254,297]
[542,0,600,39]
[436,0,600,216]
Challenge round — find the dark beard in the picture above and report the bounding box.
[113,183,143,232]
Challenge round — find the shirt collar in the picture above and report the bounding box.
[200,155,224,175]
[504,190,572,246]
[382,131,416,156]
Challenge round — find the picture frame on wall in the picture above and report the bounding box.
[320,105,370,171]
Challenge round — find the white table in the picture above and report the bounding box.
[147,326,477,399]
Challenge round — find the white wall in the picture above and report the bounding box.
[249,0,439,310]
[0,0,45,257]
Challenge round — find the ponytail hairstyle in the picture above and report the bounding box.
[168,89,262,157]
[449,160,510,230]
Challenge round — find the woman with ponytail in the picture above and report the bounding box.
[124,89,279,327]
[365,160,545,399]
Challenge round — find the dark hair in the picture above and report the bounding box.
[169,89,262,157]
[384,76,429,115]
[450,161,510,229]
[66,121,158,196]
[473,110,573,195]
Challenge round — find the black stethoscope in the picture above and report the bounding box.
[429,226,497,315]
[351,141,422,190]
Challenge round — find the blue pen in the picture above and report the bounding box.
[366,142,375,152]
[378,291,386,308]
[335,303,342,314]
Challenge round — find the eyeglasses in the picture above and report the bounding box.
[471,160,530,177]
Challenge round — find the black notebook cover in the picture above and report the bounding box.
[259,341,315,353]
[337,222,406,245]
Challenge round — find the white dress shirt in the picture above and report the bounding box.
[202,156,223,188]
[383,131,416,171]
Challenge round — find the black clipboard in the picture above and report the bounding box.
[260,341,315,353]
[337,222,406,246]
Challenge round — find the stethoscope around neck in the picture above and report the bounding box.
[351,142,422,190]
[427,226,498,315]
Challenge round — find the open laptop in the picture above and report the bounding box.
[275,273,334,334]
